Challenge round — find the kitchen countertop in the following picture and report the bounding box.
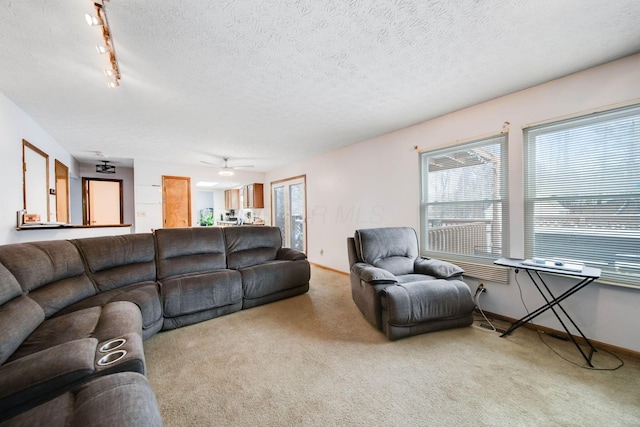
[217,221,265,226]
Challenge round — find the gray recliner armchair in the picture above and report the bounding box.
[347,227,475,340]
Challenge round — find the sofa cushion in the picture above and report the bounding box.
[0,241,96,317]
[381,280,475,325]
[160,269,242,318]
[240,259,310,301]
[0,301,146,420]
[224,226,281,269]
[74,372,162,427]
[0,372,162,427]
[0,263,22,306]
[354,227,419,276]
[276,247,307,261]
[72,234,156,292]
[414,257,464,279]
[8,302,142,362]
[0,295,43,366]
[155,227,227,279]
[0,263,46,365]
[351,263,398,284]
[0,392,74,427]
[396,273,437,284]
[54,282,162,340]
[0,338,97,421]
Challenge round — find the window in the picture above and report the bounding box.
[524,103,640,286]
[420,134,508,261]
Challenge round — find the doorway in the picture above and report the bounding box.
[82,178,123,225]
[271,175,306,252]
[163,175,191,228]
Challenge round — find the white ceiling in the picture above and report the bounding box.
[1,0,639,172]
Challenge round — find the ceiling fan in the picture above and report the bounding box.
[200,157,254,176]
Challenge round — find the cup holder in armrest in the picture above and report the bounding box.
[97,349,127,366]
[99,338,127,353]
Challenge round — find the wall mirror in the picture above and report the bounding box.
[22,139,50,222]
[82,177,124,225]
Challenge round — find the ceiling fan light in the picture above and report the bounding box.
[107,79,119,88]
[196,181,218,187]
[219,169,234,177]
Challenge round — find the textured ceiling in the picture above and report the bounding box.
[1,0,639,172]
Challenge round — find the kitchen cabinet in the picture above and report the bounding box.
[242,183,264,209]
[224,189,240,210]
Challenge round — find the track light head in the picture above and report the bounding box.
[85,13,103,26]
[96,44,110,54]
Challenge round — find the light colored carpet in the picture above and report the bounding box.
[144,267,640,426]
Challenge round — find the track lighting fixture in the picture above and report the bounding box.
[86,1,120,88]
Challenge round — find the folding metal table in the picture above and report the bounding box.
[494,258,601,367]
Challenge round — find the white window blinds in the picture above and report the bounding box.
[420,134,508,261]
[524,103,640,287]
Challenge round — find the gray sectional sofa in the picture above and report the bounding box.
[0,226,310,426]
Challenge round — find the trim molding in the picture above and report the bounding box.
[479,309,640,360]
[310,262,348,276]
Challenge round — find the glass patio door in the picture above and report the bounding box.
[272,176,306,252]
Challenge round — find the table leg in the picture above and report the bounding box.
[500,270,597,367]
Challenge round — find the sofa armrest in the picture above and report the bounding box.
[0,338,98,418]
[414,257,464,279]
[351,263,398,284]
[276,248,307,261]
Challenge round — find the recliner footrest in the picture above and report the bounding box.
[380,280,475,340]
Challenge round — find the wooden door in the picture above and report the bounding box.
[54,160,69,223]
[163,175,191,228]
